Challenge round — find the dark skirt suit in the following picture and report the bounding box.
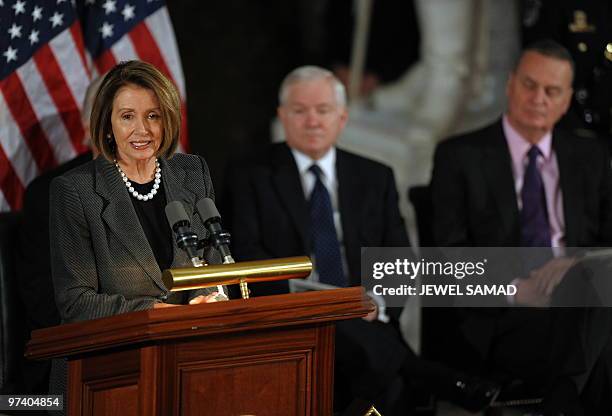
[49,154,220,324]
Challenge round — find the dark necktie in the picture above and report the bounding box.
[308,165,346,287]
[520,146,552,247]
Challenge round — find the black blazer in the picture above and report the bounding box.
[431,120,612,247]
[50,154,219,323]
[429,119,612,369]
[223,142,409,289]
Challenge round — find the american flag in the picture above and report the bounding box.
[0,0,188,212]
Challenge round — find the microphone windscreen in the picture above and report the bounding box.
[165,201,190,229]
[197,198,220,223]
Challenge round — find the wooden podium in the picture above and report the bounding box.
[26,287,372,416]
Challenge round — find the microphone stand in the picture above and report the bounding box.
[188,254,228,301]
[204,227,234,299]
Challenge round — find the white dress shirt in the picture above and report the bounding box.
[290,147,349,283]
[290,147,390,322]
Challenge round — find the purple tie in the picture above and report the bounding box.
[520,146,551,247]
[308,165,346,287]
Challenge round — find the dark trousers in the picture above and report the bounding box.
[334,319,411,415]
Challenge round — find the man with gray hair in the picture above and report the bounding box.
[223,65,500,414]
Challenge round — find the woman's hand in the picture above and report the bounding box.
[189,292,228,304]
[153,302,180,309]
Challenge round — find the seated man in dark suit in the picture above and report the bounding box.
[431,39,612,415]
[223,65,500,414]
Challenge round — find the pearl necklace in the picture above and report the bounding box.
[114,159,161,201]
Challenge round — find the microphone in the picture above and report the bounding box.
[196,198,235,264]
[165,201,204,267]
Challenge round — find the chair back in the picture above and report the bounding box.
[0,212,26,393]
[408,185,434,247]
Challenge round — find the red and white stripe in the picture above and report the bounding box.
[0,20,89,211]
[110,34,139,63]
[17,59,78,164]
[147,7,186,98]
[0,92,38,211]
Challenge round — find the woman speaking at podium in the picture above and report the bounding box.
[49,60,224,324]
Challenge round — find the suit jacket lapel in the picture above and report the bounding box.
[336,150,361,279]
[553,130,582,245]
[95,157,164,290]
[482,122,521,243]
[272,144,309,251]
